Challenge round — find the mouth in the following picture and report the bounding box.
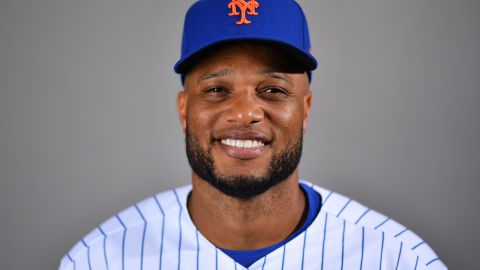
[213,132,271,160]
[220,139,266,149]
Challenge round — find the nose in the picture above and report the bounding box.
[225,92,264,126]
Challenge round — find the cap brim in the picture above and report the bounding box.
[174,38,317,74]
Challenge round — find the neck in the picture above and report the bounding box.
[187,170,307,250]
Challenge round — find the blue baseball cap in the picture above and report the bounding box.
[174,0,318,79]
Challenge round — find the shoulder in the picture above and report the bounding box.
[303,180,447,270]
[58,185,192,270]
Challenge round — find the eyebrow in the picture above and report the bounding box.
[197,69,293,85]
[198,69,233,83]
[258,71,293,85]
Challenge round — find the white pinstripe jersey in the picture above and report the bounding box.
[60,181,447,269]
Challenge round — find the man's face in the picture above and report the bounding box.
[177,43,312,199]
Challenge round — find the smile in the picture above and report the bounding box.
[221,139,265,148]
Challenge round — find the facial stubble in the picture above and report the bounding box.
[185,126,303,200]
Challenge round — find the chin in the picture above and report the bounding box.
[215,167,268,180]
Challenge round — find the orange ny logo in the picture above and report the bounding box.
[228,0,260,25]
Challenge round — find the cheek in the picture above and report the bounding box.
[187,102,222,138]
[268,101,304,133]
[264,103,304,151]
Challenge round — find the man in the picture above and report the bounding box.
[60,0,446,269]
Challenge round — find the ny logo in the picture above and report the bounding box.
[228,0,260,25]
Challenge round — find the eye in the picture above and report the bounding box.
[201,86,230,102]
[257,87,290,100]
[205,87,227,93]
[263,87,286,94]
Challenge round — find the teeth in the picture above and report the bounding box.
[221,139,265,148]
[235,140,243,148]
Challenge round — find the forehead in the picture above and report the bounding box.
[184,43,307,83]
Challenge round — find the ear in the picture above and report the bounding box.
[302,90,312,132]
[177,90,188,132]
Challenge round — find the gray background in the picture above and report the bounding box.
[1,0,479,269]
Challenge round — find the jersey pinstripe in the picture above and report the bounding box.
[59,181,447,270]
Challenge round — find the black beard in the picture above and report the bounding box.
[185,129,303,200]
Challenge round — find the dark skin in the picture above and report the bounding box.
[177,43,313,250]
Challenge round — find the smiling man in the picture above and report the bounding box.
[60,0,446,269]
[180,43,311,254]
